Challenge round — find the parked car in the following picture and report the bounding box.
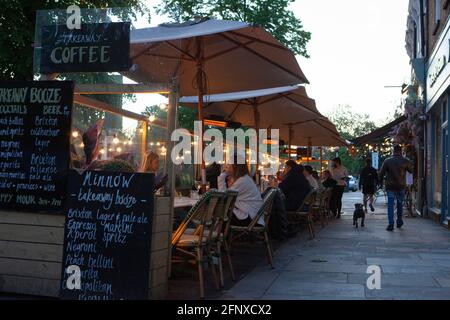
[347,175,358,192]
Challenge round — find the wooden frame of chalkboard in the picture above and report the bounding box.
[0,80,74,214]
[60,169,155,300]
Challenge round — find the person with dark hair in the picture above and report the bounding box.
[330,157,348,218]
[379,145,413,231]
[218,156,263,227]
[205,162,221,189]
[304,165,319,189]
[359,158,379,214]
[276,160,311,211]
[322,170,337,189]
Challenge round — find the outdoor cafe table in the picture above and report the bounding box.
[174,197,198,208]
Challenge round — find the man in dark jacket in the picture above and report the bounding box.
[278,160,312,211]
[359,158,379,213]
[379,145,413,231]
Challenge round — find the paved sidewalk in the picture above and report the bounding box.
[221,191,450,300]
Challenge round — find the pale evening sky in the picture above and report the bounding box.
[126,0,411,126]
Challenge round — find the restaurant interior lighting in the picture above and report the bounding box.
[72,131,79,138]
[113,135,119,144]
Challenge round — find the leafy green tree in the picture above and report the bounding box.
[0,0,149,80]
[156,0,311,57]
[326,105,378,175]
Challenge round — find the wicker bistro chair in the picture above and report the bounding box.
[229,189,278,269]
[171,189,224,299]
[312,188,332,228]
[322,188,333,220]
[212,190,239,287]
[287,190,318,239]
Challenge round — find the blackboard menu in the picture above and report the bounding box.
[40,22,131,73]
[0,80,73,212]
[60,170,155,300]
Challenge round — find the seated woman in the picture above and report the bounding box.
[218,160,263,227]
[277,160,311,212]
[139,151,168,192]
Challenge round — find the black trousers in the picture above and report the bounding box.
[331,186,345,216]
[231,214,252,227]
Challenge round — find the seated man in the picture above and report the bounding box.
[277,160,312,211]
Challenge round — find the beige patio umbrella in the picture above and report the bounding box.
[127,18,308,183]
[279,117,348,148]
[179,85,338,164]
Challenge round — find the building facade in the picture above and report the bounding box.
[406,0,450,225]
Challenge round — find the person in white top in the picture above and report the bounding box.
[303,165,319,190]
[330,157,349,219]
[218,162,264,226]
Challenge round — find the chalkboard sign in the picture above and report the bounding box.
[60,170,155,300]
[40,22,131,73]
[0,80,73,212]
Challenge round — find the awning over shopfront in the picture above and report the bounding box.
[353,115,406,146]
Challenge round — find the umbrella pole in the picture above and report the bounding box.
[288,124,293,161]
[319,147,323,175]
[307,137,312,164]
[253,101,260,173]
[196,37,207,186]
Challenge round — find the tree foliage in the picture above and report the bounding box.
[326,105,379,175]
[0,0,149,80]
[156,0,311,57]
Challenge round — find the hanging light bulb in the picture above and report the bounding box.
[117,147,122,153]
[113,135,119,145]
[128,139,133,146]
[79,143,85,148]
[149,115,156,123]
[99,149,105,155]
[72,131,79,138]
[156,142,161,146]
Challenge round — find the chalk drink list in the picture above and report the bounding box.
[0,81,73,212]
[60,170,155,300]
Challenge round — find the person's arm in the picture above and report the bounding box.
[218,172,228,191]
[378,161,386,186]
[373,168,379,187]
[406,159,414,173]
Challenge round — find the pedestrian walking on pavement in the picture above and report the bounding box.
[359,158,379,214]
[330,157,348,219]
[378,145,414,231]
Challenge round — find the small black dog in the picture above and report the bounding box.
[353,203,365,228]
